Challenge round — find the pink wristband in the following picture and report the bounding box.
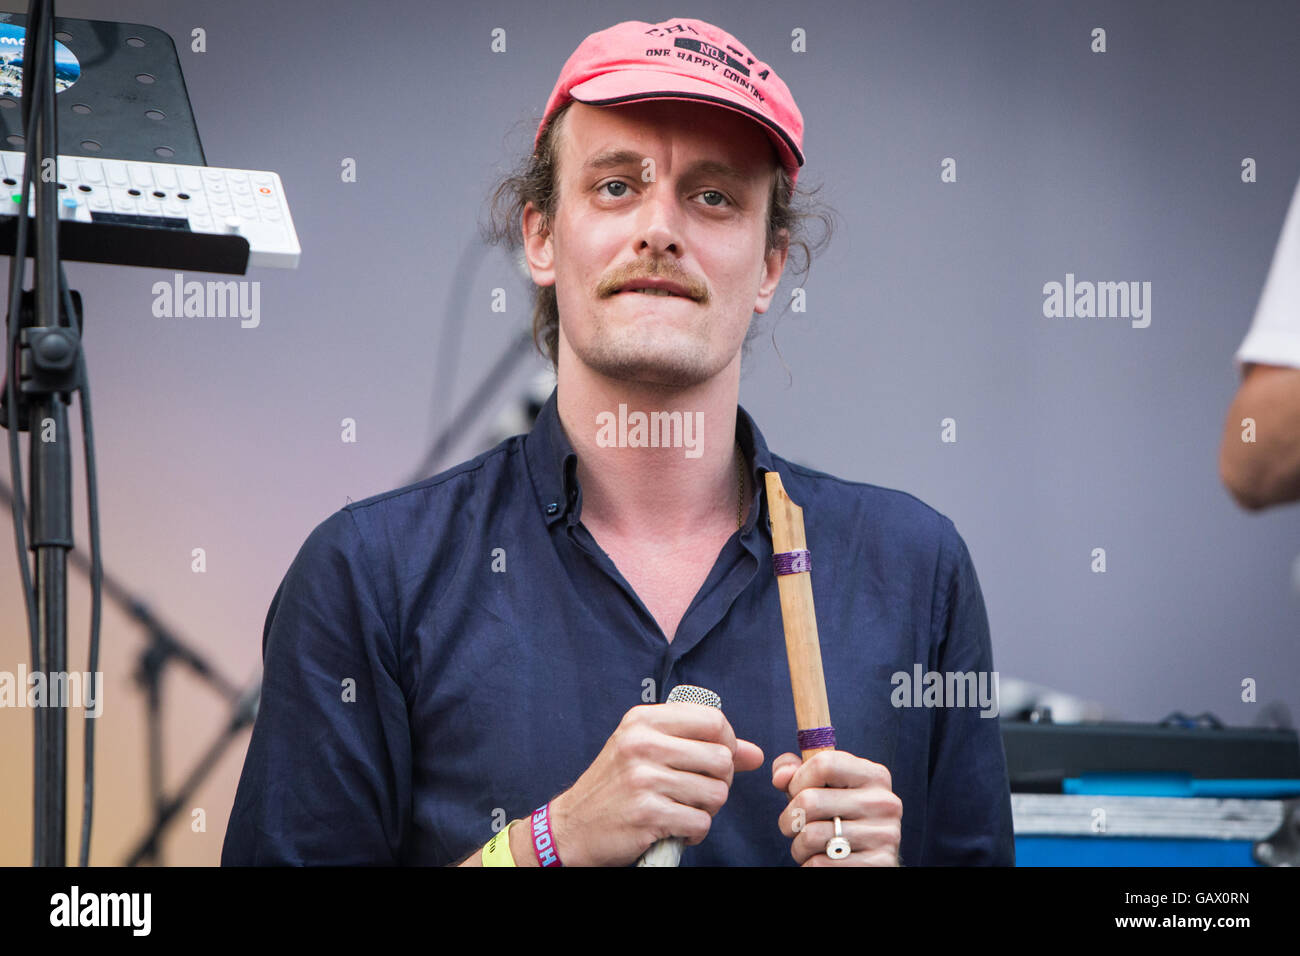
[530,802,562,867]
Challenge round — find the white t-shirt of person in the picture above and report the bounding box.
[1236,174,1300,375]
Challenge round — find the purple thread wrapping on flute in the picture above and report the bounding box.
[772,549,811,575]
[797,726,836,750]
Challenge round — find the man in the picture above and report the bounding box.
[1220,173,1300,510]
[222,17,1014,867]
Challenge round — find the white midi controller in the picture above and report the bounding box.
[0,151,300,271]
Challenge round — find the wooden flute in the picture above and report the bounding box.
[764,471,835,763]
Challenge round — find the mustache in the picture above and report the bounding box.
[597,265,708,302]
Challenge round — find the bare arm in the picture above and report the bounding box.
[1219,362,1300,510]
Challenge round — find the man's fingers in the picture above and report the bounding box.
[801,847,900,867]
[733,739,764,773]
[646,702,738,753]
[789,820,902,865]
[771,752,801,791]
[656,767,732,817]
[787,749,889,796]
[654,737,742,783]
[779,786,902,835]
[633,721,761,784]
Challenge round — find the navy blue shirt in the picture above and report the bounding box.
[222,387,1014,866]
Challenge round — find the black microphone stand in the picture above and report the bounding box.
[0,0,77,868]
[127,602,247,865]
[0,476,257,865]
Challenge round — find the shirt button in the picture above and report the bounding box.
[546,502,559,515]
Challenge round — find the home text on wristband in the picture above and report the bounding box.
[530,802,562,867]
[481,819,518,867]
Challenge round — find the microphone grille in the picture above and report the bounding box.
[666,684,721,709]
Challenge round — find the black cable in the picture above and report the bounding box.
[31,0,61,867]
[36,0,95,870]
[3,0,96,866]
[63,262,98,868]
[40,3,99,867]
[6,0,55,868]
[32,0,62,867]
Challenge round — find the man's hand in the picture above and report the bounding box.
[547,702,764,866]
[772,750,903,866]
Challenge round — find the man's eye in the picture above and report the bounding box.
[597,181,730,207]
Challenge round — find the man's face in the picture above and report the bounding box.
[524,99,789,389]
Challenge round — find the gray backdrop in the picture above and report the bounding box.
[2,0,1298,863]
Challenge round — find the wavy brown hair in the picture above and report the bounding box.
[482,101,836,368]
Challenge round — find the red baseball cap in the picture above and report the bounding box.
[536,18,805,187]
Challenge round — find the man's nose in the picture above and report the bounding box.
[635,181,683,255]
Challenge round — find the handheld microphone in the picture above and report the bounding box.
[636,684,722,867]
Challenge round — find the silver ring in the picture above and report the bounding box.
[825,815,851,860]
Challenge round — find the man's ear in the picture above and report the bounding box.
[522,201,556,288]
[753,228,790,314]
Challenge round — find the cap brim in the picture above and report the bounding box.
[568,69,804,170]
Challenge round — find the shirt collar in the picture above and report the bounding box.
[523,386,778,532]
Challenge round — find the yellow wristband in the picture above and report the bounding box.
[482,820,518,867]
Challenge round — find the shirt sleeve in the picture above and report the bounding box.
[1235,173,1300,376]
[221,508,412,865]
[918,518,1016,866]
